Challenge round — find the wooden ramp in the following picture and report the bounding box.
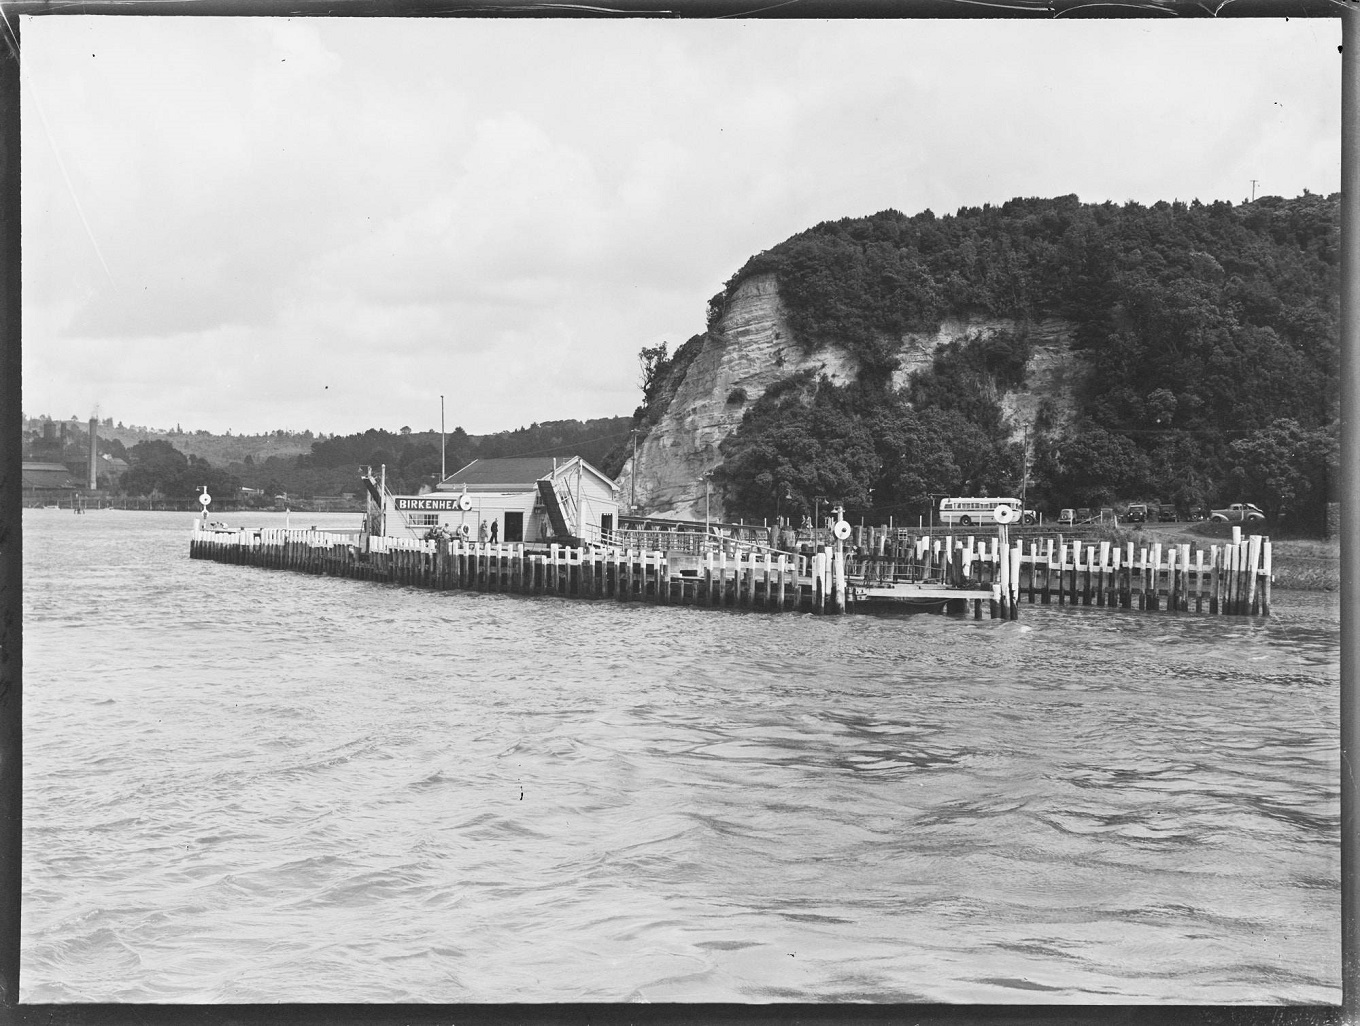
[536,479,572,538]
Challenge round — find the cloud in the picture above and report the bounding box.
[21,17,1342,436]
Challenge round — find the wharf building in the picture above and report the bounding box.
[375,455,621,546]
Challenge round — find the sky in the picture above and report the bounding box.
[20,15,1342,438]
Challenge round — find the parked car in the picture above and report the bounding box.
[1125,503,1148,523]
[1210,502,1265,523]
[1156,504,1179,522]
[1075,507,1094,524]
[1099,506,1116,523]
[1058,508,1075,525]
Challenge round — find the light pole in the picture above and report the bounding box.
[704,472,712,534]
[440,395,446,482]
[927,492,948,534]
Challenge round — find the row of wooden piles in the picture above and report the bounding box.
[1018,535,1272,615]
[189,526,859,613]
[853,532,1273,615]
[189,525,1273,617]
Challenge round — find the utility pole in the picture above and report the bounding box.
[440,395,445,482]
[630,428,638,511]
[1250,179,1259,202]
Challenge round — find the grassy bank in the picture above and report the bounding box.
[1264,538,1341,592]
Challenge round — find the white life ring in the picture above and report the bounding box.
[198,492,212,506]
[458,494,473,511]
[832,520,852,541]
[457,522,471,539]
[993,504,1015,525]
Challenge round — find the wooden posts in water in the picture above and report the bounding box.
[189,524,1275,618]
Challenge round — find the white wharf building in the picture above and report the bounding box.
[379,456,620,545]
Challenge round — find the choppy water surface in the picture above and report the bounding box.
[21,509,1340,1003]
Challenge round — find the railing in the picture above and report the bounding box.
[603,525,799,560]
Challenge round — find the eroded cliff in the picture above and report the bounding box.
[618,273,1085,521]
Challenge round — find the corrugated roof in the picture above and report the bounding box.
[438,457,563,489]
[436,455,617,492]
[22,463,78,489]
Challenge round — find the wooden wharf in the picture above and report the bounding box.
[188,523,1274,618]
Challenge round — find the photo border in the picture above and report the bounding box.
[0,3,1350,1024]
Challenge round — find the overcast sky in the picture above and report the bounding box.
[21,15,1341,439]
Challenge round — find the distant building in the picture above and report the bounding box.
[22,462,81,505]
[381,455,620,543]
[99,454,130,484]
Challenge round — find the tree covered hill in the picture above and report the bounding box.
[24,413,632,502]
[645,192,1338,531]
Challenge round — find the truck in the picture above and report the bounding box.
[1209,502,1265,523]
[1125,503,1149,523]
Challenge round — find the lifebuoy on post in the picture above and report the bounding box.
[993,504,1015,525]
[458,522,471,540]
[458,494,473,512]
[832,520,852,541]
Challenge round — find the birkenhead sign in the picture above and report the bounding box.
[394,497,464,511]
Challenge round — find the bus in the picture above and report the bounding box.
[938,496,1036,527]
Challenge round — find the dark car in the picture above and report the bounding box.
[1156,504,1179,522]
[1126,503,1148,523]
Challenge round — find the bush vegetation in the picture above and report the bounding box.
[690,193,1338,532]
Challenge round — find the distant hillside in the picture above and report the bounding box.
[620,193,1338,532]
[21,413,635,502]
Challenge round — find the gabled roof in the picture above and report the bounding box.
[22,463,79,489]
[436,455,618,493]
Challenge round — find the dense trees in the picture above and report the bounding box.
[702,192,1338,531]
[122,439,240,500]
[234,417,632,499]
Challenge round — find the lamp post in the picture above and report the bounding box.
[927,492,949,534]
[440,395,445,482]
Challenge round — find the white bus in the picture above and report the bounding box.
[938,496,1036,527]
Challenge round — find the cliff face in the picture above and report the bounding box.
[617,273,1085,521]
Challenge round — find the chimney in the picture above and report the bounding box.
[88,417,98,490]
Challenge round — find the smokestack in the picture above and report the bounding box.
[88,417,98,490]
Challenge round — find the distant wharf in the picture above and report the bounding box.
[188,522,1274,618]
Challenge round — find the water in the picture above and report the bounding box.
[20,509,1341,1003]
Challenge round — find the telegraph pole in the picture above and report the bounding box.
[440,395,446,482]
